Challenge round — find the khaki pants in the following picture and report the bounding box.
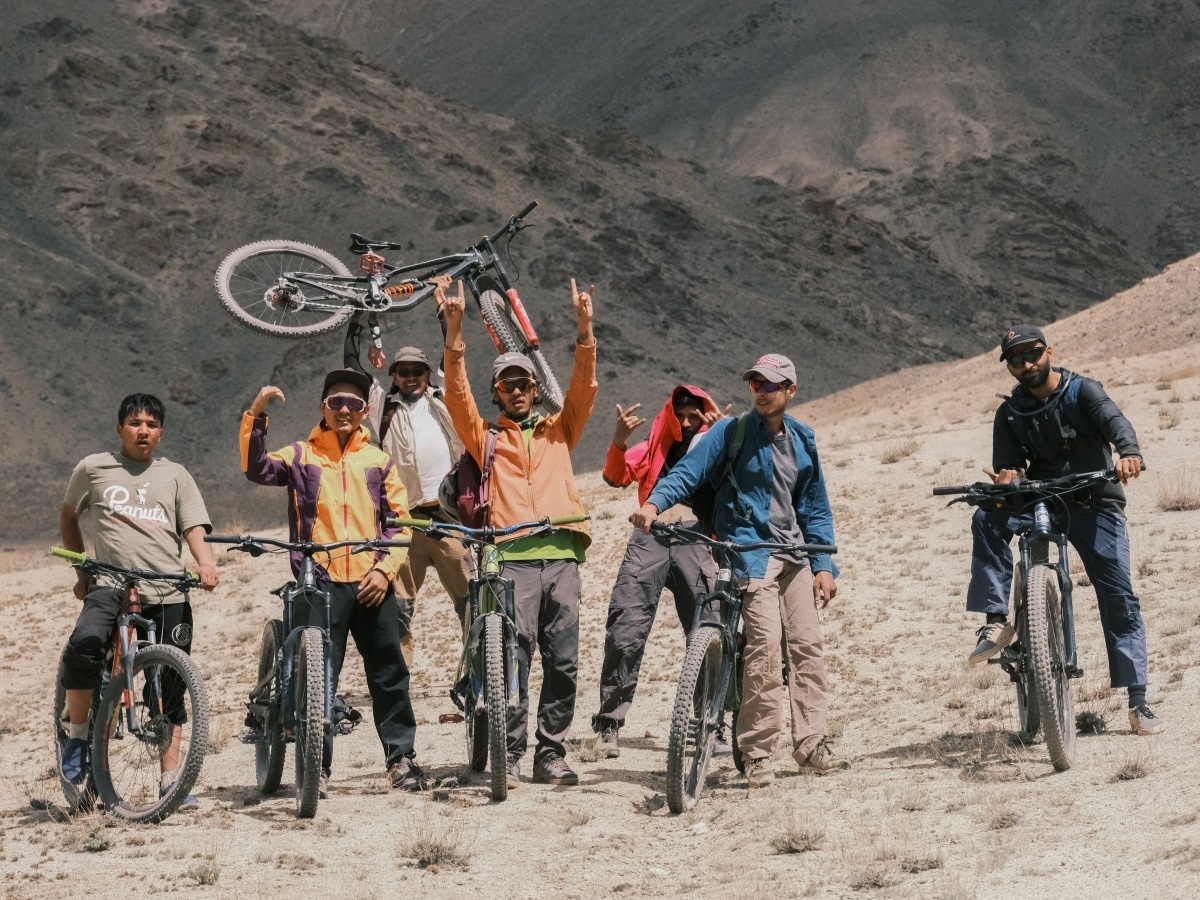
[394,521,473,668]
[736,556,828,764]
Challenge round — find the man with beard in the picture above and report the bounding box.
[591,386,727,757]
[966,324,1162,736]
[345,314,471,668]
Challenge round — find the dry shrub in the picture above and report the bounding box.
[771,814,825,854]
[398,807,473,871]
[61,814,111,852]
[1155,470,1200,512]
[880,438,918,464]
[1112,749,1150,782]
[185,854,220,885]
[899,853,944,873]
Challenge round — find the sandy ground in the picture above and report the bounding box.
[2,258,1199,898]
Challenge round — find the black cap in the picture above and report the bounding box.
[322,368,372,399]
[998,324,1047,361]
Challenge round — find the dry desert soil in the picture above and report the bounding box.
[1,255,1198,898]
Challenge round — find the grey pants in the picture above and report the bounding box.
[504,559,581,762]
[594,525,717,730]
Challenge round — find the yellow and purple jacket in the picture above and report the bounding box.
[240,413,409,583]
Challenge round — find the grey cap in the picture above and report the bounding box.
[389,346,431,374]
[322,368,372,399]
[491,352,536,382]
[742,353,797,384]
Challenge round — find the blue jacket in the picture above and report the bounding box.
[646,412,838,579]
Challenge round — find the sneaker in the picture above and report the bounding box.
[595,723,620,759]
[968,621,1015,665]
[532,753,579,786]
[388,758,426,792]
[506,756,521,789]
[1128,705,1165,736]
[319,771,330,799]
[61,737,89,785]
[159,772,200,810]
[797,738,850,775]
[745,757,774,788]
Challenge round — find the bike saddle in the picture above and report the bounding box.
[348,233,403,254]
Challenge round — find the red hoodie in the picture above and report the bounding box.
[602,385,720,506]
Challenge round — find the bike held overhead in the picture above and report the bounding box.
[438,273,597,788]
[240,366,426,796]
[632,353,849,789]
[57,392,218,813]
[956,322,1162,737]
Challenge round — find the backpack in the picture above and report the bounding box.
[687,414,749,535]
[437,426,499,528]
[1003,373,1089,469]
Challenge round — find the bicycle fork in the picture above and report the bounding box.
[1019,511,1082,677]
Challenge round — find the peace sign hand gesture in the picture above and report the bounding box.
[613,402,646,449]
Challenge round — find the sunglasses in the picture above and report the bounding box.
[323,394,367,413]
[495,377,535,394]
[748,378,791,394]
[392,367,428,378]
[1005,346,1047,368]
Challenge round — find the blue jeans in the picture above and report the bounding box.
[966,506,1148,688]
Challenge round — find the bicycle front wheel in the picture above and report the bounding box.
[476,280,565,414]
[293,628,325,818]
[484,614,508,801]
[1026,565,1075,770]
[666,625,723,814]
[255,620,287,793]
[91,645,209,824]
[215,240,354,338]
[53,654,98,812]
[1013,597,1041,742]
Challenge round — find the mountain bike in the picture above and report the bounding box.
[204,534,409,817]
[50,549,209,823]
[393,514,588,801]
[647,523,837,813]
[214,201,564,412]
[933,469,1121,771]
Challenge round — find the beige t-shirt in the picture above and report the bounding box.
[64,452,211,603]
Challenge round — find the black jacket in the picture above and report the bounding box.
[993,367,1142,510]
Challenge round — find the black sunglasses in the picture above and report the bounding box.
[1006,346,1047,368]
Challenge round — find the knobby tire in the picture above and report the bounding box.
[484,614,508,801]
[256,620,287,793]
[477,286,565,414]
[294,629,325,818]
[465,602,488,771]
[1013,578,1041,741]
[1026,565,1075,770]
[666,626,723,814]
[53,654,98,812]
[215,240,354,338]
[91,645,209,824]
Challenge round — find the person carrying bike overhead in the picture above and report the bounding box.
[439,275,596,788]
[591,386,728,757]
[344,317,472,669]
[966,323,1162,736]
[241,368,426,794]
[59,393,219,807]
[632,354,849,787]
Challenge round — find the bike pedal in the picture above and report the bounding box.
[239,729,264,745]
[1067,667,1085,679]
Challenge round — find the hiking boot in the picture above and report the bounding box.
[532,753,578,786]
[506,756,521,789]
[1128,705,1165,736]
[797,738,850,775]
[160,772,200,811]
[968,621,1015,665]
[744,757,774,788]
[61,737,89,785]
[595,723,620,759]
[388,758,426,792]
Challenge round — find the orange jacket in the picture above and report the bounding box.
[442,338,596,548]
[240,413,409,582]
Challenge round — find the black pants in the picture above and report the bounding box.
[505,559,581,762]
[294,581,417,772]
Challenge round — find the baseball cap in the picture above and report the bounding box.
[998,324,1047,361]
[742,353,797,384]
[322,368,372,399]
[491,352,536,382]
[388,347,430,374]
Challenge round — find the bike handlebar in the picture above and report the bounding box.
[932,469,1118,500]
[204,534,410,557]
[50,547,200,590]
[392,513,587,541]
[646,522,837,556]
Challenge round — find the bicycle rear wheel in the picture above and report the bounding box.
[255,620,287,793]
[215,240,354,338]
[666,626,723,813]
[1026,565,1075,770]
[475,277,565,414]
[293,628,325,818]
[53,654,98,812]
[484,614,508,801]
[91,645,209,824]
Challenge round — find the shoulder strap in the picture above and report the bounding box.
[717,413,750,492]
[1059,373,1087,435]
[478,425,499,508]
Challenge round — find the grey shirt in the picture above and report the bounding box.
[768,432,808,565]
